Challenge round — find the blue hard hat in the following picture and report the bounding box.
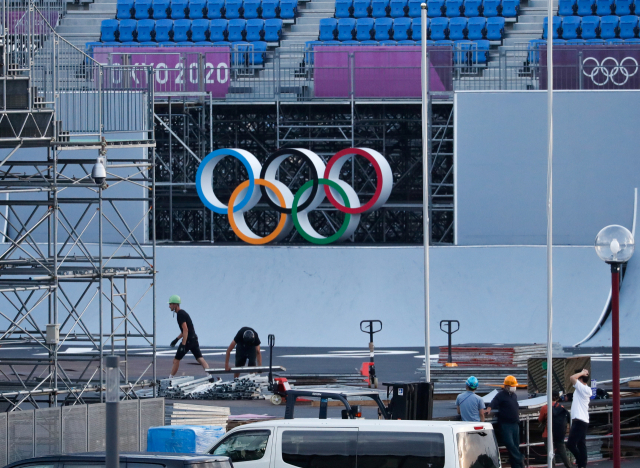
[466,376,479,389]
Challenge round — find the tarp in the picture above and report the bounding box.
[93,46,230,97]
[147,425,226,453]
[314,46,452,98]
[540,46,640,90]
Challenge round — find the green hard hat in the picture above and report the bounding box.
[168,295,181,304]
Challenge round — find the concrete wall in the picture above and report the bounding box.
[455,91,640,246]
[154,244,610,347]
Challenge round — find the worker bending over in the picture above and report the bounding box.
[168,295,209,378]
[225,327,262,377]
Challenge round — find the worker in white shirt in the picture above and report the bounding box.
[567,369,592,468]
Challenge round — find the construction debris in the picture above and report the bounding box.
[165,402,230,427]
[280,373,367,386]
[158,375,270,400]
[437,343,566,367]
[420,367,528,394]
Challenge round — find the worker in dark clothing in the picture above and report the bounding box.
[487,375,524,468]
[538,391,572,468]
[225,327,262,377]
[168,295,209,378]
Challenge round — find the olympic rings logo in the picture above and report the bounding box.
[195,148,393,245]
[583,56,638,86]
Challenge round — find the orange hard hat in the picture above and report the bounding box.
[504,375,518,386]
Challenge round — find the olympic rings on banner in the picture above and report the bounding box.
[582,56,639,86]
[195,147,393,244]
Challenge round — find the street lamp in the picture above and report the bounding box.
[594,224,634,468]
[105,355,120,468]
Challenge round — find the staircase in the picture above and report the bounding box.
[55,0,117,50]
[280,0,333,47]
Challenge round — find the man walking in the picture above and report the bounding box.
[487,375,523,468]
[168,295,209,378]
[225,327,262,377]
[567,369,592,468]
[539,391,572,468]
[456,376,486,422]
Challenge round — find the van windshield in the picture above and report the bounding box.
[457,430,501,468]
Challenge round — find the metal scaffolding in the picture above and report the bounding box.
[153,100,454,245]
[0,0,156,409]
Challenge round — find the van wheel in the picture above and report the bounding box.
[271,394,283,405]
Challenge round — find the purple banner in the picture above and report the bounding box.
[540,46,640,90]
[6,11,60,34]
[314,46,452,98]
[93,46,230,97]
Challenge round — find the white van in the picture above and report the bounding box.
[207,419,500,468]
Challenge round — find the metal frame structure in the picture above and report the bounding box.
[153,99,454,245]
[0,0,157,410]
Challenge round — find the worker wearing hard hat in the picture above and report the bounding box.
[168,295,209,378]
[487,375,523,468]
[456,376,486,422]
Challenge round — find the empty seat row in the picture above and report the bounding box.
[334,0,518,17]
[335,0,419,18]
[320,16,505,40]
[101,18,283,42]
[543,14,640,39]
[558,0,635,16]
[528,37,640,63]
[117,0,296,20]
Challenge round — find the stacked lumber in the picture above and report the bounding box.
[165,402,230,427]
[427,367,528,394]
[437,343,564,367]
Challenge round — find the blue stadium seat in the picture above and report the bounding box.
[577,0,595,15]
[482,0,501,16]
[171,0,189,17]
[119,19,137,41]
[398,39,416,43]
[408,0,422,15]
[453,40,471,64]
[581,16,600,38]
[304,40,321,64]
[354,0,372,17]
[411,15,424,40]
[209,18,228,40]
[246,18,264,40]
[600,15,619,38]
[338,18,357,40]
[374,17,394,39]
[619,15,639,38]
[390,0,408,16]
[249,41,267,64]
[558,0,577,15]
[502,0,518,16]
[427,0,445,16]
[356,17,376,39]
[117,0,135,19]
[135,0,152,18]
[467,16,486,39]
[554,39,567,44]
[243,0,261,18]
[596,0,614,14]
[585,38,604,42]
[191,18,209,39]
[319,18,338,40]
[360,40,379,44]
[136,19,156,40]
[206,0,225,17]
[261,0,278,17]
[485,16,504,40]
[264,18,283,40]
[342,39,360,43]
[153,0,170,18]
[435,39,453,45]
[566,38,585,43]
[605,37,624,43]
[173,18,192,40]
[430,17,449,39]
[473,39,489,63]
[614,0,635,15]
[445,0,463,16]
[279,0,297,18]
[213,40,232,45]
[527,38,545,63]
[380,39,397,44]
[336,0,355,17]
[155,18,174,40]
[231,41,249,65]
[464,0,482,16]
[225,0,243,18]
[625,37,640,42]
[448,17,467,39]
[101,19,120,41]
[561,16,580,39]
[372,0,390,16]
[189,0,207,18]
[393,17,411,39]
[228,18,247,40]
[542,16,561,39]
